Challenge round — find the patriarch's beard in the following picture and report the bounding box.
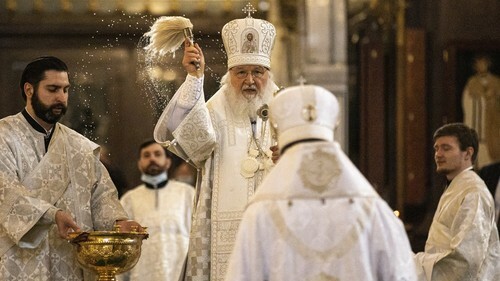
[221,72,275,121]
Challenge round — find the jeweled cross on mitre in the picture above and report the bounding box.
[243,2,257,18]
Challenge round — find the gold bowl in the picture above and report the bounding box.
[68,227,148,281]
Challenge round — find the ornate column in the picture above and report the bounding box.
[302,0,349,149]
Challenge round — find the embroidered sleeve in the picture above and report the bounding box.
[154,74,216,167]
[177,74,204,108]
[154,75,204,142]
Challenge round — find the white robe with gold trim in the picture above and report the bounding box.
[117,181,195,281]
[224,142,417,281]
[154,75,276,281]
[414,170,500,280]
[0,113,128,280]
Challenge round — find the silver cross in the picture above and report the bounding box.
[296,75,307,86]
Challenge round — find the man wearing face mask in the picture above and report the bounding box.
[118,140,194,281]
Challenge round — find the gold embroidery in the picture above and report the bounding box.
[309,273,340,281]
[268,203,366,262]
[299,149,341,194]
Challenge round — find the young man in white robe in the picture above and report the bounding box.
[414,123,500,280]
[152,8,279,281]
[117,140,194,281]
[224,85,417,281]
[0,56,142,280]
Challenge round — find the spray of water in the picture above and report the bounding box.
[136,20,227,120]
[67,9,229,143]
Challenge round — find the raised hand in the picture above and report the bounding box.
[182,38,205,78]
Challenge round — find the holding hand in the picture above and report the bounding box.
[115,220,145,233]
[182,38,205,78]
[55,210,81,239]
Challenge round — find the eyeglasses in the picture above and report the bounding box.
[231,67,267,79]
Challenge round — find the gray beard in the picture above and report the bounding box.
[223,75,276,122]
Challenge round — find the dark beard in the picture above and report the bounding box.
[145,163,164,176]
[32,88,67,124]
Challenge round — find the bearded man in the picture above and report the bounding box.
[0,56,142,280]
[118,140,194,281]
[225,85,417,281]
[153,11,279,281]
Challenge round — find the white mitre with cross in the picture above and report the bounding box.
[221,3,277,69]
[269,84,340,151]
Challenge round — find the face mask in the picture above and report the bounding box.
[141,171,167,187]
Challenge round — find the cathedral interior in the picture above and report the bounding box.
[1,0,499,251]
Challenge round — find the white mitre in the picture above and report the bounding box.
[221,4,276,69]
[269,85,339,151]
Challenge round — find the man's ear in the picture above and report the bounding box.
[24,83,34,98]
[465,147,474,161]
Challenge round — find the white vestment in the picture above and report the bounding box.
[154,75,277,281]
[224,141,417,281]
[414,169,500,280]
[117,181,195,281]
[0,112,128,280]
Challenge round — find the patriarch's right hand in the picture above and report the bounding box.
[182,38,205,78]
